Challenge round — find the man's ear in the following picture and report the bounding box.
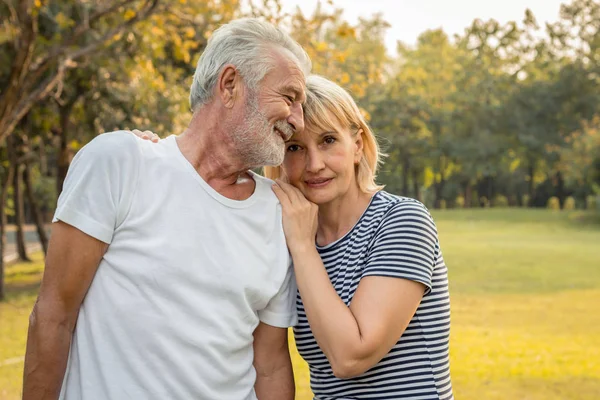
[218,64,241,109]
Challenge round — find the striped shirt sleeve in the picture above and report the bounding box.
[364,200,438,294]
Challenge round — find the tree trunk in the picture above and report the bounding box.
[401,155,410,197]
[38,134,53,220]
[23,161,48,255]
[39,133,48,176]
[56,101,75,195]
[555,171,565,208]
[0,138,16,301]
[13,163,30,262]
[411,169,422,202]
[433,153,447,209]
[463,181,472,208]
[0,198,7,301]
[515,181,523,207]
[527,163,535,207]
[434,176,446,209]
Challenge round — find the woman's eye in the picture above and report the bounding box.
[284,95,294,103]
[287,144,300,152]
[324,136,336,144]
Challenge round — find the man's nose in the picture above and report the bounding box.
[287,102,305,134]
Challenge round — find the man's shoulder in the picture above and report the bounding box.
[76,131,151,170]
[249,172,280,203]
[66,131,146,183]
[251,171,275,186]
[84,130,141,156]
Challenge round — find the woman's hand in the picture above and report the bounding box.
[130,129,160,142]
[272,179,318,254]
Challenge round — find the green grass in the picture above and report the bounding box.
[0,253,43,400]
[292,208,600,399]
[436,208,600,295]
[2,209,600,399]
[435,209,600,400]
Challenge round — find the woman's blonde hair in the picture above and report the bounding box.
[264,74,384,193]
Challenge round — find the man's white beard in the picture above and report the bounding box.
[232,94,286,168]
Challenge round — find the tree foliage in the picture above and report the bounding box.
[1,0,600,298]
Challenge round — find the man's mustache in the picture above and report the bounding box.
[275,120,294,140]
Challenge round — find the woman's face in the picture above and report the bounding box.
[281,112,363,205]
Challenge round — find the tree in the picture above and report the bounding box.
[558,115,600,205]
[290,5,390,102]
[0,0,160,145]
[0,138,15,301]
[389,29,463,208]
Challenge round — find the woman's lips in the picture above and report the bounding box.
[305,178,333,188]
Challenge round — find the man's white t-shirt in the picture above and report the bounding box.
[53,131,297,400]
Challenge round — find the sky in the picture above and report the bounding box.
[279,0,567,52]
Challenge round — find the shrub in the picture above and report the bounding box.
[586,195,598,210]
[564,196,576,210]
[439,199,447,209]
[547,196,560,210]
[471,190,479,207]
[455,196,465,208]
[480,196,490,208]
[493,195,509,208]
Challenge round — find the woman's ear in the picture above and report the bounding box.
[354,129,364,165]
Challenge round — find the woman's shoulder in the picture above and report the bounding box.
[373,191,432,219]
[367,191,438,237]
[322,192,436,251]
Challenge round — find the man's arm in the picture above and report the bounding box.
[22,222,107,400]
[253,322,295,400]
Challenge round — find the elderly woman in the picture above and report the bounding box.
[268,75,453,399]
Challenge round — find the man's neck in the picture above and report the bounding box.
[176,107,256,200]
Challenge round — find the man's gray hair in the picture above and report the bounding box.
[189,18,312,111]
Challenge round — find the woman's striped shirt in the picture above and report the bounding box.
[294,191,453,400]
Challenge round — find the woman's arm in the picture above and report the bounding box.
[288,242,424,378]
[272,181,426,379]
[130,129,160,142]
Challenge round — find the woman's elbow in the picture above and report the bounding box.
[330,357,371,379]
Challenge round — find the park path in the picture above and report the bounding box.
[3,224,48,264]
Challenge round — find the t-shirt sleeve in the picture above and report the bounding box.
[52,131,141,244]
[364,200,439,295]
[257,260,298,328]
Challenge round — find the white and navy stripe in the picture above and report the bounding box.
[294,191,453,400]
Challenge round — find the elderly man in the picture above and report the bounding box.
[23,18,310,400]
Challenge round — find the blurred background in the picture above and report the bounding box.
[1,0,599,399]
